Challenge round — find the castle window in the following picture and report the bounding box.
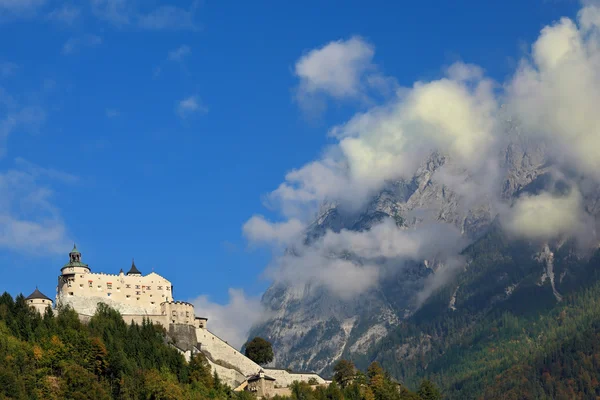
[136,297,140,300]
[158,286,163,290]
[107,293,111,297]
[151,301,155,305]
[166,286,170,290]
[126,284,131,289]
[135,285,140,289]
[88,281,93,287]
[107,283,112,289]
[67,280,72,288]
[172,311,177,316]
[126,295,130,298]
[136,291,140,295]
[147,286,151,290]
[149,294,152,297]
[186,312,189,317]
[69,292,73,296]
[79,284,83,288]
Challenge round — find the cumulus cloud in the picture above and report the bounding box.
[272,61,497,216]
[506,6,600,180]
[190,289,267,349]
[504,189,587,240]
[294,36,397,114]
[248,4,600,305]
[295,36,375,99]
[243,216,305,247]
[177,95,207,118]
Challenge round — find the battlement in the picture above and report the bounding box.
[161,300,194,307]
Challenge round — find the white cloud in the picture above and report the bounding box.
[168,45,191,62]
[265,219,466,299]
[190,289,266,349]
[62,35,102,55]
[248,4,600,304]
[504,189,586,240]
[272,61,497,217]
[506,6,600,180]
[177,95,207,118]
[295,36,375,99]
[0,160,74,254]
[243,216,305,247]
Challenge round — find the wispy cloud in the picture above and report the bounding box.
[62,34,102,55]
[138,4,199,31]
[0,159,75,255]
[91,0,200,31]
[190,289,268,349]
[177,95,207,118]
[0,0,47,16]
[105,108,120,118]
[47,4,81,25]
[168,45,191,62]
[0,62,17,78]
[154,45,192,78]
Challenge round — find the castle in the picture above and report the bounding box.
[25,245,329,398]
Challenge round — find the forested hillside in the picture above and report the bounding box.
[355,227,600,399]
[0,294,251,400]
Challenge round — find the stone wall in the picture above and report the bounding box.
[196,328,262,377]
[168,324,197,352]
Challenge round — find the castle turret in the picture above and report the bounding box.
[26,287,53,315]
[127,259,142,276]
[60,244,91,276]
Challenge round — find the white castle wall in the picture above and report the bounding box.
[207,358,247,388]
[57,271,173,316]
[262,369,330,387]
[196,328,262,377]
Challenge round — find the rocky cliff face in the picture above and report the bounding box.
[248,130,569,375]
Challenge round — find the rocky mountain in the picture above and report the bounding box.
[248,125,565,378]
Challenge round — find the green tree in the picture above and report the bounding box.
[244,337,274,365]
[417,379,441,400]
[333,359,356,388]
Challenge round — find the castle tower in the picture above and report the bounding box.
[57,244,91,297]
[26,287,53,315]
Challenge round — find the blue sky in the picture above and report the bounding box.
[0,0,583,342]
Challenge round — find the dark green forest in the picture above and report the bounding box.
[348,226,600,399]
